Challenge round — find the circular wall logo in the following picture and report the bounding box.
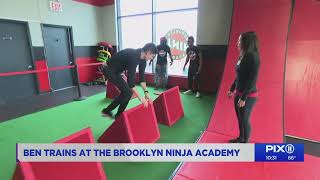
[165,29,189,60]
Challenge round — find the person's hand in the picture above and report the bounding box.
[238,99,246,107]
[227,91,233,99]
[140,97,148,108]
[145,92,152,102]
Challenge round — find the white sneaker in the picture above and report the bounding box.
[195,92,200,98]
[183,90,193,95]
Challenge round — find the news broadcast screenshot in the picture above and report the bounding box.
[0,0,319,179]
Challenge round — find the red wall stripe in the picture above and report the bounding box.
[73,0,114,7]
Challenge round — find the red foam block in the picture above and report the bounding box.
[106,74,137,99]
[13,128,107,180]
[98,103,160,143]
[153,86,184,126]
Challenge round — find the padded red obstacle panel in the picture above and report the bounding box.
[76,57,99,83]
[98,103,160,143]
[206,0,292,142]
[35,60,51,92]
[13,128,107,180]
[106,74,137,99]
[284,0,320,142]
[153,86,184,126]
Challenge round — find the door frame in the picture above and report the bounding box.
[41,24,76,91]
[0,18,40,94]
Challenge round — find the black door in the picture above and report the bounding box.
[0,20,37,104]
[42,25,75,91]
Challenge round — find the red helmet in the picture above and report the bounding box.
[98,41,112,49]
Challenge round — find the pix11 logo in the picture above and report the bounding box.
[255,143,304,162]
[165,29,189,60]
[266,144,295,154]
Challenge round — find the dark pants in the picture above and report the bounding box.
[188,63,200,91]
[103,67,133,117]
[234,96,257,142]
[155,64,168,88]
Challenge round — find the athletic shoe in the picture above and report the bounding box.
[183,90,192,95]
[229,137,243,143]
[101,108,114,118]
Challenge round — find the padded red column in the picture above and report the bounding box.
[98,103,160,143]
[13,128,107,180]
[153,86,184,126]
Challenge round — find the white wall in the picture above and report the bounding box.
[0,0,232,46]
[197,0,233,45]
[0,0,105,46]
[101,5,117,45]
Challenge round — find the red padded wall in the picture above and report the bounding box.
[207,0,292,142]
[284,0,320,142]
[199,59,225,93]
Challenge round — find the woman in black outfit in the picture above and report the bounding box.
[228,32,260,143]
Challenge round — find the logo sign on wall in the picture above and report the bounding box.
[165,29,189,60]
[49,1,63,12]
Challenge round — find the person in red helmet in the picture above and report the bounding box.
[154,37,173,90]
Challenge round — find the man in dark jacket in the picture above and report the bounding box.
[102,43,157,118]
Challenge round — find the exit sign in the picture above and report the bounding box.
[50,1,62,12]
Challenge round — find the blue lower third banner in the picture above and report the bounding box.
[255,144,304,162]
[17,143,304,162]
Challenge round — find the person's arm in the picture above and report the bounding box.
[138,60,152,102]
[230,79,236,92]
[131,86,148,107]
[227,79,236,99]
[240,53,260,101]
[127,63,148,107]
[168,46,173,65]
[184,49,190,70]
[197,50,203,73]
